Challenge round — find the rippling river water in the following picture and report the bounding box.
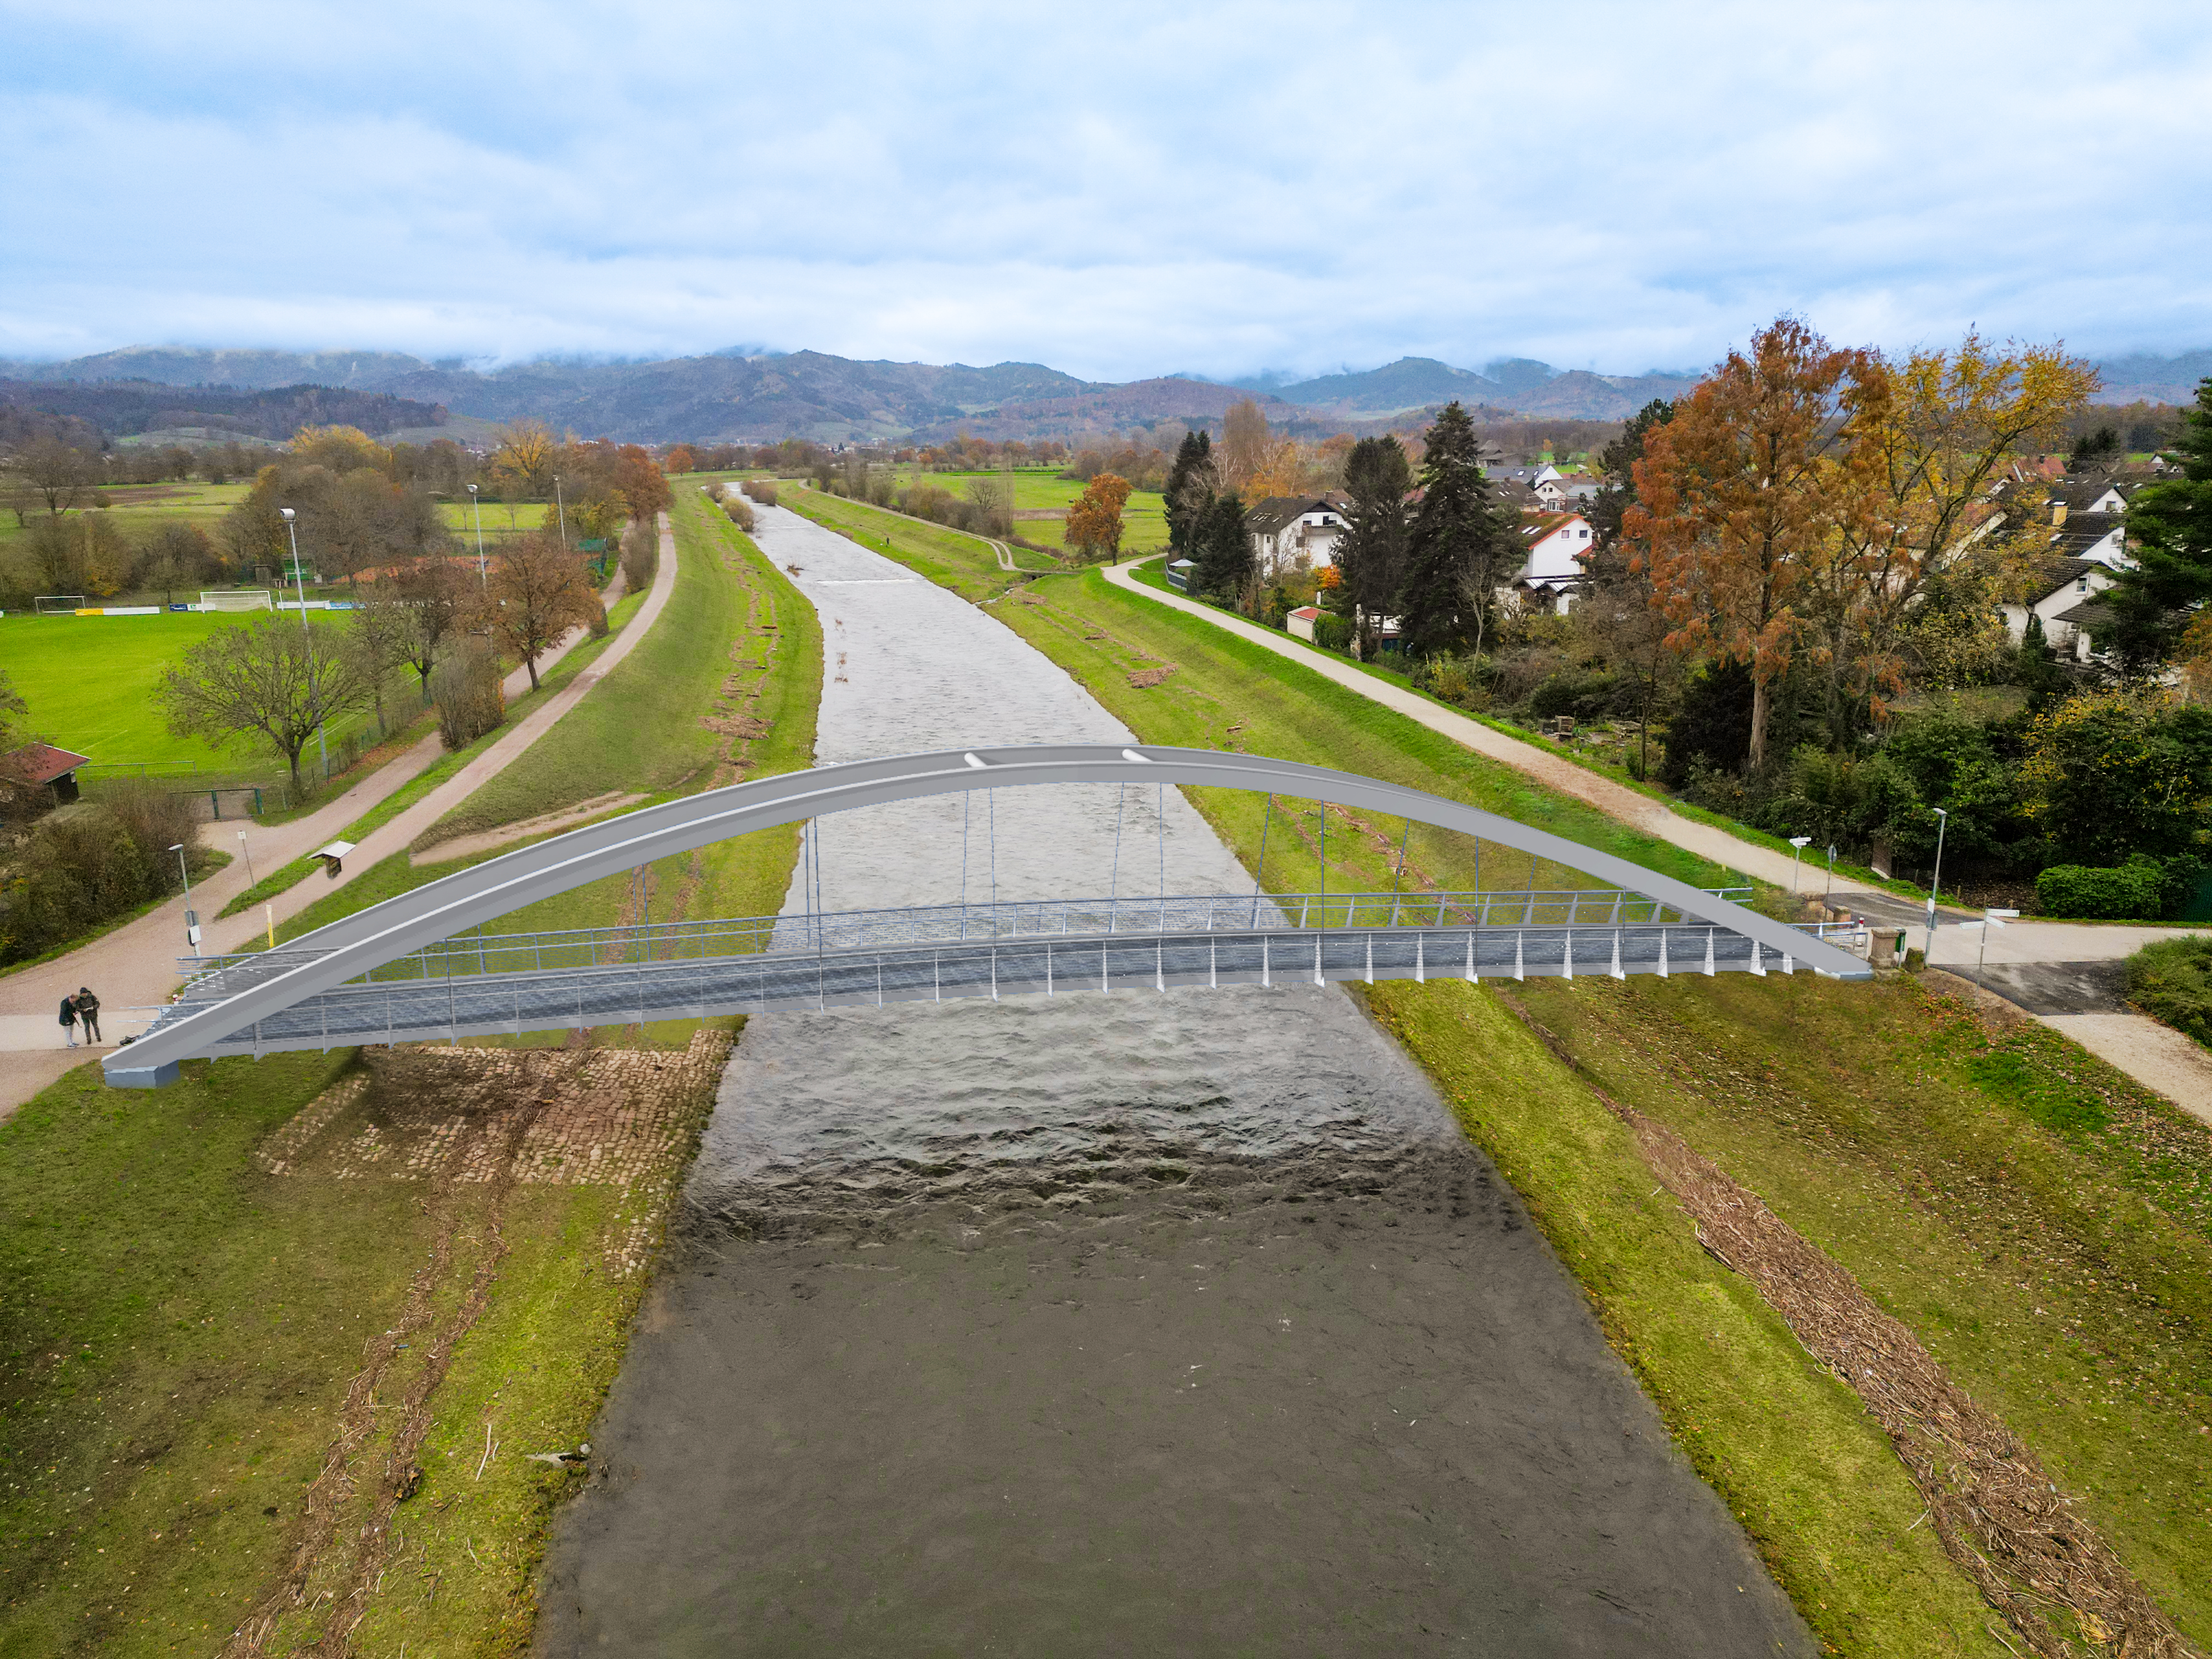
[534,505,1812,1657]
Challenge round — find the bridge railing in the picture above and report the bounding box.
[173,885,1761,1000]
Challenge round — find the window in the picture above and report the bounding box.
[1578,527,1590,538]
[2077,578,2089,592]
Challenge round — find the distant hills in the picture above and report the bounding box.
[0,343,2201,447]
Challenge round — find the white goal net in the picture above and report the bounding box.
[33,595,88,614]
[199,590,274,613]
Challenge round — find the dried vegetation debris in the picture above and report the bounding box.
[1498,991,2199,1659]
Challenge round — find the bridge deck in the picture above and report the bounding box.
[142,889,1863,1062]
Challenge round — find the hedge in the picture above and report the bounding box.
[2036,857,2167,919]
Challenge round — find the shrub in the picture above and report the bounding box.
[2125,934,2212,1048]
[1313,612,1354,654]
[2036,856,2166,919]
[740,478,778,507]
[721,494,757,533]
[430,639,506,752]
[97,778,201,891]
[0,803,153,964]
[619,521,657,593]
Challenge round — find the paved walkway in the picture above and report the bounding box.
[0,524,671,1114]
[1100,561,2212,1121]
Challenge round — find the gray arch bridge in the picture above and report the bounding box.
[105,745,1871,1088]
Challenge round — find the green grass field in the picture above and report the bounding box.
[0,610,387,775]
[437,499,554,545]
[0,483,252,555]
[896,467,1169,553]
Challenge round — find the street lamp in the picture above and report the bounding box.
[278,509,328,782]
[170,843,200,950]
[1923,806,1950,962]
[553,473,568,548]
[1788,835,1812,894]
[1824,843,1837,904]
[467,482,488,588]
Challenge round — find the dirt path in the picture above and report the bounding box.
[0,532,667,1116]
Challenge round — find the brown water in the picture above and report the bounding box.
[532,504,1814,1656]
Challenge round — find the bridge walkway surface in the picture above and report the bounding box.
[527,499,1820,1656]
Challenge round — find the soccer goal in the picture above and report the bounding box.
[199,590,274,613]
[33,595,88,614]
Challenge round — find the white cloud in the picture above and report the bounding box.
[1,0,2207,377]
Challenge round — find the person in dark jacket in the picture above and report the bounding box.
[59,994,78,1048]
[75,986,102,1045]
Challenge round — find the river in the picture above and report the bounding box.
[532,502,1813,1656]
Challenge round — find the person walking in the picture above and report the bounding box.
[75,986,102,1046]
[58,993,78,1048]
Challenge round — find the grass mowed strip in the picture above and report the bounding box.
[0,1035,732,1658]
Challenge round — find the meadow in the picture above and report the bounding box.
[436,498,555,547]
[0,610,388,777]
[0,482,252,557]
[894,466,1170,553]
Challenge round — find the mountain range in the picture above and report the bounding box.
[0,344,2202,447]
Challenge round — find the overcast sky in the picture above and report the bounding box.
[3,0,2208,380]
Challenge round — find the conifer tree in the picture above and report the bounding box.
[2107,378,2212,669]
[1193,491,1252,600]
[1164,430,1216,556]
[1337,435,1413,658]
[1398,402,1513,658]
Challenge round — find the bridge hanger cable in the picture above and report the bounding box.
[988,788,997,910]
[1110,785,1125,910]
[1156,782,1165,904]
[960,792,970,937]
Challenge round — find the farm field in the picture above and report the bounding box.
[436,498,555,545]
[0,482,252,553]
[894,467,1170,553]
[0,610,389,774]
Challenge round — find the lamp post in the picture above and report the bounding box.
[1788,835,1812,894]
[1825,843,1837,904]
[467,482,488,588]
[1923,806,1949,962]
[170,843,199,950]
[278,509,328,782]
[553,474,568,548]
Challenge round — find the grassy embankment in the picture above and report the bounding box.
[792,493,2212,1655]
[0,492,820,1656]
[889,466,1170,555]
[1123,554,1931,904]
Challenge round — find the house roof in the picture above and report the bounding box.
[2025,557,2098,599]
[1243,496,1343,536]
[2052,512,2124,556]
[1520,512,1586,539]
[2053,600,2116,630]
[0,742,92,787]
[1288,606,1322,620]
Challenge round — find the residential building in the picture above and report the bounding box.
[1244,494,1351,575]
[1509,512,1595,614]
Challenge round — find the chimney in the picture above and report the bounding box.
[2050,500,2067,527]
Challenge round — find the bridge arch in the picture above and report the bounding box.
[106,745,1869,1086]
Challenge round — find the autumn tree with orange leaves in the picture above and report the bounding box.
[1065,472,1132,562]
[1628,318,1871,770]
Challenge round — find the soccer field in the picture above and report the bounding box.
[2,611,324,772]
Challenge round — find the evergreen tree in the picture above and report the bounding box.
[1192,491,1252,601]
[1164,430,1216,556]
[1585,398,1674,549]
[1336,435,1413,658]
[2107,378,2212,669]
[1398,402,1514,658]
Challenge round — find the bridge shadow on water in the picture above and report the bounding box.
[533,985,1816,1658]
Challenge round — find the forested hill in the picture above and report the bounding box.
[0,379,448,442]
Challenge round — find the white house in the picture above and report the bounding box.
[1245,495,1351,576]
[2001,557,2120,654]
[1509,511,1595,614]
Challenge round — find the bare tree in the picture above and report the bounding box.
[476,532,598,690]
[386,557,471,703]
[15,438,102,517]
[159,614,373,791]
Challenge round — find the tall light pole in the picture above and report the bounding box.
[1923,806,1949,962]
[170,843,199,950]
[553,474,568,548]
[1788,835,1812,895]
[467,482,488,588]
[279,508,328,782]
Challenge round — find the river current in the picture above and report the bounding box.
[532,500,1814,1657]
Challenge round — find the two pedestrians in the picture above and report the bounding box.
[57,986,102,1048]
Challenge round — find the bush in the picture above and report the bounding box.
[2036,856,2167,919]
[98,778,201,891]
[740,478,778,507]
[1313,612,1354,654]
[2125,934,2212,1048]
[430,639,506,752]
[619,521,657,594]
[721,494,757,533]
[0,803,154,964]
[1528,668,1618,721]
